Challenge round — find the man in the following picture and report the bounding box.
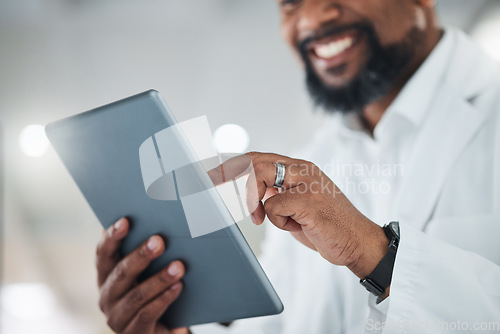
[96,0,500,333]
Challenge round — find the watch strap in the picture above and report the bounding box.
[360,244,397,295]
[360,222,399,297]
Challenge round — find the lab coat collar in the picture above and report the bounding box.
[395,28,500,231]
[376,27,454,134]
[338,27,455,141]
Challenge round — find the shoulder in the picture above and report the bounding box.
[440,28,500,125]
[446,28,500,102]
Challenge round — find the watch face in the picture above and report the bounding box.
[390,221,400,237]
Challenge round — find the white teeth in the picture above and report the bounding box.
[314,37,354,59]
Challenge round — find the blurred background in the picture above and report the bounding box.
[1,0,499,333]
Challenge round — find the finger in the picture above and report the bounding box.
[100,235,165,305]
[106,261,185,333]
[245,164,264,214]
[247,152,318,214]
[251,188,278,225]
[250,201,266,225]
[208,152,304,188]
[263,184,310,232]
[247,151,318,188]
[208,152,316,220]
[207,153,283,213]
[96,217,130,287]
[244,153,313,215]
[207,153,253,186]
[263,187,279,201]
[245,172,278,225]
[250,188,278,225]
[122,282,184,334]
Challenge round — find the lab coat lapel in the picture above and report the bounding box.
[395,30,495,231]
[395,93,484,231]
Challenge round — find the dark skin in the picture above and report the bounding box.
[279,0,441,131]
[96,219,188,334]
[97,1,441,333]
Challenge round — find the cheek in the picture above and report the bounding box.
[280,19,305,67]
[377,5,419,44]
[415,7,427,30]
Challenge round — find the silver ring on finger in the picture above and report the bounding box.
[273,162,286,188]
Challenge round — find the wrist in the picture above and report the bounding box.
[348,223,390,279]
[359,221,400,299]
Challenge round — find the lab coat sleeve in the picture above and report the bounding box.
[366,221,500,334]
[366,88,500,334]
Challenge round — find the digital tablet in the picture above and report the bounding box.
[45,90,283,328]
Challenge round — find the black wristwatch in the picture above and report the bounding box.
[360,221,400,300]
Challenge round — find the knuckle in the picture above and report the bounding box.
[98,296,107,313]
[106,318,114,330]
[246,151,258,159]
[106,313,121,332]
[296,163,308,176]
[95,242,105,258]
[106,317,118,331]
[263,198,275,213]
[253,161,266,175]
[107,315,126,333]
[161,288,178,303]
[137,244,150,258]
[114,262,128,282]
[96,238,116,262]
[128,287,146,304]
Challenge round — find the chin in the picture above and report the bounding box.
[317,64,362,89]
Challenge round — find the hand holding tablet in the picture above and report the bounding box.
[46,90,283,330]
[96,217,189,333]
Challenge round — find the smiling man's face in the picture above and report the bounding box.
[278,0,435,113]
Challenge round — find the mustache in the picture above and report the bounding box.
[297,22,375,57]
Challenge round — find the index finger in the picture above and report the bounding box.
[207,152,313,214]
[206,153,254,186]
[96,217,130,287]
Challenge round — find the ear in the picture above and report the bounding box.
[415,0,436,9]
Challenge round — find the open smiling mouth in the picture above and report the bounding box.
[306,30,363,69]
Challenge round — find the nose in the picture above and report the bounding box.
[297,0,342,37]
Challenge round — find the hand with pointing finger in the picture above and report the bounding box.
[209,152,389,281]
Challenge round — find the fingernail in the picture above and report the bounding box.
[167,262,181,276]
[170,282,181,290]
[147,236,161,252]
[114,218,125,231]
[250,213,256,224]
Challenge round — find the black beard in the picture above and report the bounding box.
[299,22,421,114]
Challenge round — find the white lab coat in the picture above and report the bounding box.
[193,27,500,334]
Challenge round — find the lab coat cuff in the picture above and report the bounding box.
[378,223,422,333]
